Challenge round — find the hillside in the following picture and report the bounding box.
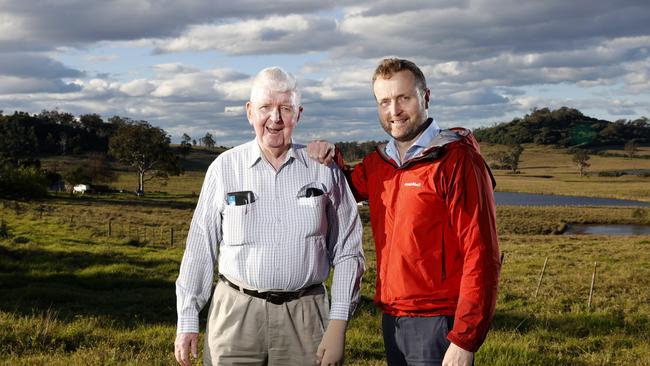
[474,107,649,148]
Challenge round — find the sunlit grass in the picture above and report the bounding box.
[482,144,650,202]
[2,144,650,364]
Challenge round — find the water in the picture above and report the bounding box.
[495,192,650,207]
[565,224,650,236]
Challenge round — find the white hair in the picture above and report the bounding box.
[249,67,301,107]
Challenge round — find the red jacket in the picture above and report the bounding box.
[341,128,500,352]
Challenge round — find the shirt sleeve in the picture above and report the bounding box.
[175,161,224,334]
[438,146,501,352]
[325,163,365,321]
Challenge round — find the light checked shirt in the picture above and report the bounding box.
[176,139,365,334]
[385,118,441,166]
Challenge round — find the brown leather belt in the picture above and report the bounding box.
[218,274,323,305]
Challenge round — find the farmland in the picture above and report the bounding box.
[1,144,649,365]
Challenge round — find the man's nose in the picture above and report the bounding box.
[389,101,401,116]
[269,107,281,122]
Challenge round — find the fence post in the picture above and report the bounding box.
[534,257,548,298]
[170,227,174,247]
[588,261,598,309]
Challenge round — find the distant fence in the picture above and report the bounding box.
[105,219,189,248]
[1,200,189,249]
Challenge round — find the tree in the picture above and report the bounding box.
[486,144,523,173]
[179,133,192,156]
[507,144,524,173]
[624,140,638,158]
[108,121,182,195]
[572,149,591,177]
[62,153,116,189]
[0,117,39,162]
[201,132,215,149]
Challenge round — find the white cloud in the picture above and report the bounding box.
[224,106,245,116]
[155,15,347,55]
[120,79,155,96]
[1,0,649,145]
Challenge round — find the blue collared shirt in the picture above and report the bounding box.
[385,118,441,166]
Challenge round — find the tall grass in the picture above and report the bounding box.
[2,145,649,365]
[2,202,650,365]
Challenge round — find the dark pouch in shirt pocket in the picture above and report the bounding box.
[223,191,256,245]
[296,183,328,235]
[227,191,255,206]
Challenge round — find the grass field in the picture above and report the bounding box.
[481,144,650,203]
[2,144,649,365]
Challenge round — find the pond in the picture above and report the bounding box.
[564,224,650,236]
[494,192,650,207]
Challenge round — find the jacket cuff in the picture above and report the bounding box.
[447,332,478,353]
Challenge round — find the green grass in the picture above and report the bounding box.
[482,143,650,202]
[2,144,650,365]
[2,202,650,365]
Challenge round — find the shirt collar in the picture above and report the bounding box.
[247,138,304,168]
[385,118,441,163]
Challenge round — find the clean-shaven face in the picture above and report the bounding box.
[373,70,429,143]
[246,88,301,152]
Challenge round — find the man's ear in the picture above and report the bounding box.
[295,106,303,123]
[245,101,253,125]
[424,88,430,110]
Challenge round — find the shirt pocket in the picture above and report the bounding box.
[296,183,328,237]
[222,201,256,246]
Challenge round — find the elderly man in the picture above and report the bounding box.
[308,58,500,366]
[175,67,364,366]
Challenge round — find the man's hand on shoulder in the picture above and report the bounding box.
[307,140,336,165]
[442,342,474,366]
[174,332,199,366]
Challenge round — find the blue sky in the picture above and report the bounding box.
[1,0,649,146]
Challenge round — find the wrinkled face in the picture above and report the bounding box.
[246,88,302,152]
[373,70,429,143]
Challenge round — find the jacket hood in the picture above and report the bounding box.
[375,127,494,189]
[376,127,480,164]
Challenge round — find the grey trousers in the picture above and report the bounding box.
[382,313,459,366]
[203,281,329,366]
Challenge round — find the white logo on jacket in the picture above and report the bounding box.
[404,182,421,187]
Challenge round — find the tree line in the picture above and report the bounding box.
[474,107,649,148]
[0,110,219,199]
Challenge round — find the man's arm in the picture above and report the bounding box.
[174,162,224,364]
[307,140,369,202]
[317,319,347,366]
[439,145,501,354]
[174,332,199,366]
[318,163,365,364]
[307,140,336,166]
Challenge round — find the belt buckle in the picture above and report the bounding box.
[266,292,290,305]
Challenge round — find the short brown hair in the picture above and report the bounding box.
[372,58,427,92]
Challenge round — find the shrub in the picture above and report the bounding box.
[13,236,29,244]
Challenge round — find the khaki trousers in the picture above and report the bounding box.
[203,281,329,366]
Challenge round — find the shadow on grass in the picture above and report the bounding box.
[492,308,648,338]
[51,194,197,210]
[0,243,183,327]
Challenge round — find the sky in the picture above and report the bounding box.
[1,0,649,146]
